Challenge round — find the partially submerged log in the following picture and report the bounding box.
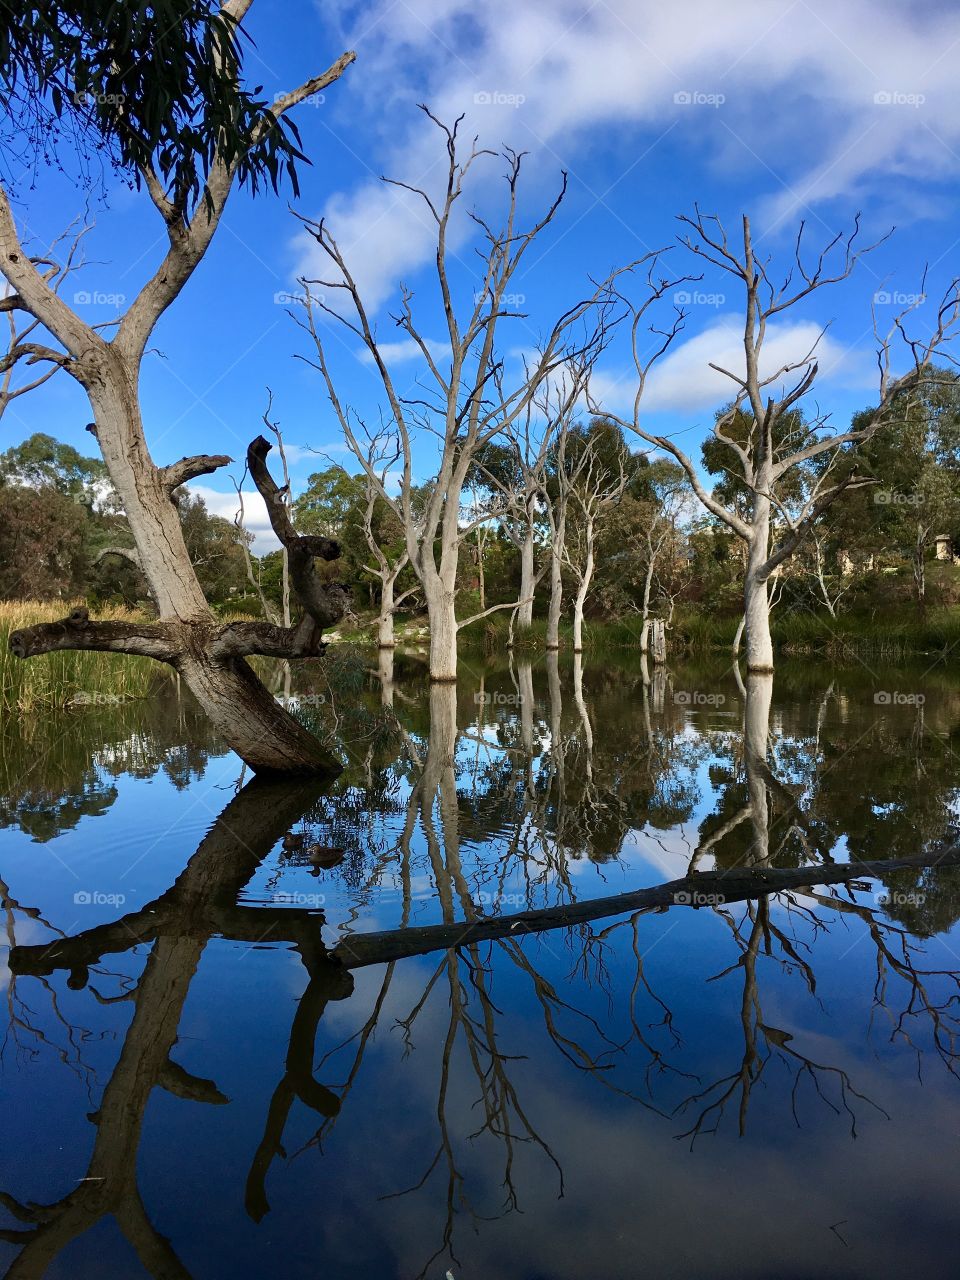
[12,846,959,980]
[330,847,960,967]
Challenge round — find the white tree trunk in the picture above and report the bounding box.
[572,594,585,653]
[743,495,774,673]
[650,618,666,664]
[378,576,397,649]
[89,374,208,618]
[518,525,535,629]
[377,645,395,707]
[744,572,774,672]
[423,575,459,682]
[732,613,745,658]
[517,660,535,756]
[546,649,565,791]
[546,540,563,650]
[572,525,594,654]
[743,672,774,866]
[572,651,593,773]
[914,526,927,610]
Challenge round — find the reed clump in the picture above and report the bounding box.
[0,600,172,712]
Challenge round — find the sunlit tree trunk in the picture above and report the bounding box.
[743,673,774,866]
[743,483,775,673]
[546,520,564,650]
[518,519,536,629]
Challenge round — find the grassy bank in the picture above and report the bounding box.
[457,614,649,654]
[670,608,960,662]
[457,606,960,661]
[0,600,174,712]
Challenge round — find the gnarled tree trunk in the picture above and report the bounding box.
[10,429,348,776]
[0,39,357,778]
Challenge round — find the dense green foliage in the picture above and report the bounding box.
[4,371,960,652]
[0,2,309,206]
[0,432,252,609]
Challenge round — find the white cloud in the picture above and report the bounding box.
[277,442,352,468]
[299,0,960,306]
[189,459,382,552]
[294,175,452,312]
[355,337,449,366]
[187,483,280,554]
[590,314,869,417]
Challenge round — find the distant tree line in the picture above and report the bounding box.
[4,374,960,633]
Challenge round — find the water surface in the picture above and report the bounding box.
[1,653,959,1279]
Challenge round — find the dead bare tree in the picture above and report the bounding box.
[562,433,629,653]
[295,109,617,680]
[2,3,356,774]
[632,469,689,654]
[476,388,565,631]
[353,431,418,650]
[542,375,595,651]
[597,211,960,672]
[0,216,93,421]
[232,472,280,625]
[260,391,295,628]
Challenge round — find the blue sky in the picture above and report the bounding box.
[6,0,960,546]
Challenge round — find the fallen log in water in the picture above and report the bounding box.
[332,847,960,968]
[11,846,959,980]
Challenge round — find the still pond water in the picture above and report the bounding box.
[1,651,960,1279]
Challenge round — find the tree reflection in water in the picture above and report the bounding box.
[2,655,960,1276]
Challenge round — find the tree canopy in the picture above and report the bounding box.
[0,2,309,207]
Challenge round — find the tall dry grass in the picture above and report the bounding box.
[0,600,173,712]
